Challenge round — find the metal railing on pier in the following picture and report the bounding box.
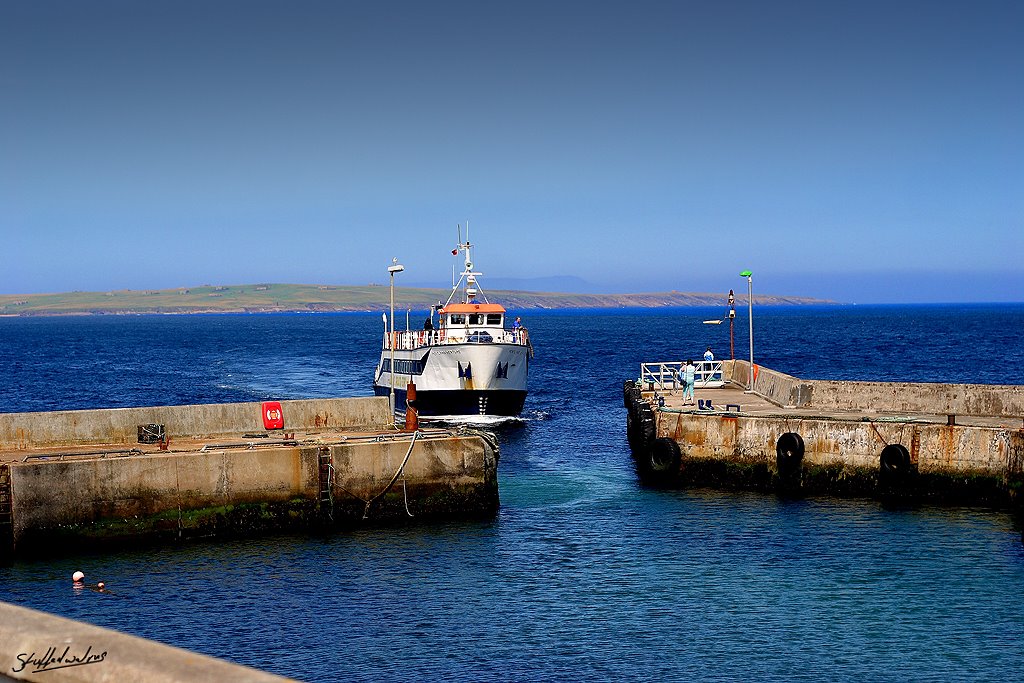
[639,361,725,391]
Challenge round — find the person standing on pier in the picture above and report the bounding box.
[682,359,696,405]
[704,347,717,380]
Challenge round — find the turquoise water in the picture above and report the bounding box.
[2,306,1023,681]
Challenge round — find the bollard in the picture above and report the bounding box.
[405,382,418,432]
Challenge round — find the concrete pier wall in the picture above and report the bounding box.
[7,434,496,554]
[0,601,291,682]
[626,366,1024,506]
[0,397,391,451]
[659,410,1024,475]
[726,360,1024,418]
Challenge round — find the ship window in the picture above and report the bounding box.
[381,358,424,374]
[486,313,503,325]
[468,314,484,325]
[449,314,466,325]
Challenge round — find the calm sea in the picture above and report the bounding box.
[2,304,1023,682]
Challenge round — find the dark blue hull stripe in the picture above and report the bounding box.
[373,386,527,417]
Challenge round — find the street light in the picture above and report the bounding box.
[727,289,736,361]
[739,270,753,392]
[388,258,404,416]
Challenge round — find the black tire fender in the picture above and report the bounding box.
[880,443,911,473]
[776,432,805,474]
[639,437,681,482]
[626,410,638,449]
[637,405,656,453]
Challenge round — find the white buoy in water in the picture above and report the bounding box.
[72,571,85,583]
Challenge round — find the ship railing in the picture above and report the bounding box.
[639,361,725,391]
[386,327,530,350]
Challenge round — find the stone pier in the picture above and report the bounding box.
[0,397,498,558]
[624,361,1024,506]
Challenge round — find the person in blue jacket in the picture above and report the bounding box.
[682,359,696,405]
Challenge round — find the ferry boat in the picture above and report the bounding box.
[373,234,532,419]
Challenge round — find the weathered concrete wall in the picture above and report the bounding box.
[330,436,492,495]
[799,379,1024,417]
[327,435,498,518]
[7,434,497,554]
[624,375,1024,506]
[724,362,815,409]
[10,447,318,537]
[0,397,391,450]
[658,410,1022,475]
[0,601,292,682]
[724,360,1024,418]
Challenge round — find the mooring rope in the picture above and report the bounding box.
[326,461,336,523]
[402,477,414,518]
[362,430,420,519]
[174,458,184,538]
[866,419,889,446]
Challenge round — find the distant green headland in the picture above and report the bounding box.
[0,284,831,316]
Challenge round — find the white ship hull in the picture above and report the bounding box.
[374,335,529,417]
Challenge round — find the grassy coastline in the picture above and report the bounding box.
[0,283,830,316]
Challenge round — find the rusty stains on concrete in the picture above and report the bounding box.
[624,363,1024,509]
[1,397,499,559]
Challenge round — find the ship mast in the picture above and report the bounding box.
[444,223,488,306]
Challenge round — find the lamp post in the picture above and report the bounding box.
[388,258,404,416]
[727,289,736,361]
[739,270,753,392]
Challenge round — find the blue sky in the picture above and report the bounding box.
[2,1,1021,303]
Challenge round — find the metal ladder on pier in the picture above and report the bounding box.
[317,447,334,522]
[0,464,13,555]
